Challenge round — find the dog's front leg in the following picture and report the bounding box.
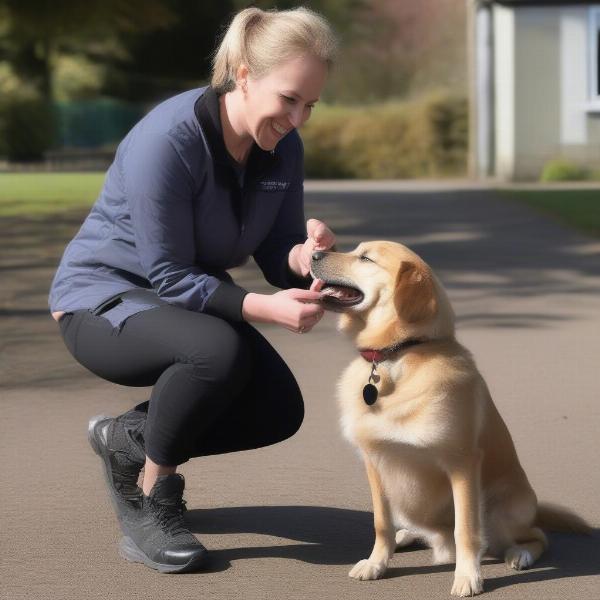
[349,456,395,581]
[448,453,484,597]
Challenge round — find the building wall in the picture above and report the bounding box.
[558,6,600,170]
[492,3,600,180]
[514,7,561,180]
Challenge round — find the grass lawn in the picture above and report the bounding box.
[0,172,104,217]
[499,189,600,238]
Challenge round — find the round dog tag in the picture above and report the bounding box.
[363,383,378,405]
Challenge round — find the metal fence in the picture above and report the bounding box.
[53,99,145,148]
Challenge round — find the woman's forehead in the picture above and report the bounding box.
[257,54,328,95]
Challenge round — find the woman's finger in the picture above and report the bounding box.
[310,278,324,292]
[288,288,323,302]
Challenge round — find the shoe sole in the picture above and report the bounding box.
[119,535,208,574]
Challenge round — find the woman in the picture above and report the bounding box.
[49,6,338,573]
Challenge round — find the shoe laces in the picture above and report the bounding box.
[151,497,189,534]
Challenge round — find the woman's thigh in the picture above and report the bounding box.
[58,291,304,457]
[59,300,250,388]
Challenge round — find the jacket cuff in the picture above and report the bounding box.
[203,281,248,322]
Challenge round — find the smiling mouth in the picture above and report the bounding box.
[320,282,364,311]
[272,121,288,136]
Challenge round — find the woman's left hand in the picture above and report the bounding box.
[294,218,337,277]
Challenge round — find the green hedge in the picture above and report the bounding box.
[0,97,57,161]
[0,91,468,176]
[302,93,468,179]
[540,158,590,182]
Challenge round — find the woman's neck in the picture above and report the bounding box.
[219,90,253,165]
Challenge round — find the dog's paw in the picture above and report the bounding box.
[451,572,484,597]
[348,559,387,580]
[505,547,534,570]
[395,529,417,549]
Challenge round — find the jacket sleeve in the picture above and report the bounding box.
[122,133,248,321]
[252,136,312,290]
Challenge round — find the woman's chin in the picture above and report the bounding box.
[256,138,278,152]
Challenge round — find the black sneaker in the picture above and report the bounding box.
[118,473,207,573]
[88,410,146,509]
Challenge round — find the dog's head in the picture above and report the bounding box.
[311,241,454,348]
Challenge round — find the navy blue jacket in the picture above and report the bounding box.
[49,86,310,329]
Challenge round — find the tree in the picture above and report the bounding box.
[98,0,236,103]
[0,0,176,101]
[328,0,467,102]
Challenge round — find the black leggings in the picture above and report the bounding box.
[58,289,304,466]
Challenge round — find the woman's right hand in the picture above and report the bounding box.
[242,280,324,333]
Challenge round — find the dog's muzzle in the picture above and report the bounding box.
[311,251,364,311]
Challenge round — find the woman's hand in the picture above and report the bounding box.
[242,279,325,333]
[289,218,337,278]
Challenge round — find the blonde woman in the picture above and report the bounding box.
[49,7,338,573]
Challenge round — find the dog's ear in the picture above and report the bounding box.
[394,261,437,323]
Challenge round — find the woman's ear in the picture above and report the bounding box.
[236,64,249,94]
[393,261,437,324]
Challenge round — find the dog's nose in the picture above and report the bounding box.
[312,251,326,262]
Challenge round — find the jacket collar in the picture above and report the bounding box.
[194,86,278,179]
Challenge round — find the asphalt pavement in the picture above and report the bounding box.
[1,182,599,600]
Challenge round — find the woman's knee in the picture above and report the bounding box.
[177,317,252,387]
[281,395,305,441]
[287,384,305,436]
[264,373,305,444]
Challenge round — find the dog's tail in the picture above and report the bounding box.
[535,502,592,534]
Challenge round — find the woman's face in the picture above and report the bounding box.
[242,54,328,151]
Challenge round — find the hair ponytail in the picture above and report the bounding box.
[211,7,263,93]
[211,6,337,94]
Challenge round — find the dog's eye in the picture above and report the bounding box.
[359,255,373,263]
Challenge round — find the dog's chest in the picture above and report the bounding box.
[337,359,443,448]
[371,448,453,527]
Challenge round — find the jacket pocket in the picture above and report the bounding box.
[96,297,162,333]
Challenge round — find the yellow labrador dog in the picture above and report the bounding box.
[311,241,590,597]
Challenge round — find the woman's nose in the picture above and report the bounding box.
[288,107,305,128]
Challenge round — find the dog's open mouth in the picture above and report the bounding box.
[320,282,364,310]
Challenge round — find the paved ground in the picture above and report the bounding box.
[1,183,599,600]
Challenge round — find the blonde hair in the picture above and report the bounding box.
[211,6,338,93]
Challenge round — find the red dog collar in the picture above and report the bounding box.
[359,339,424,363]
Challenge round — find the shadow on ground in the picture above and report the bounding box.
[186,505,372,568]
[185,504,600,592]
[303,190,600,296]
